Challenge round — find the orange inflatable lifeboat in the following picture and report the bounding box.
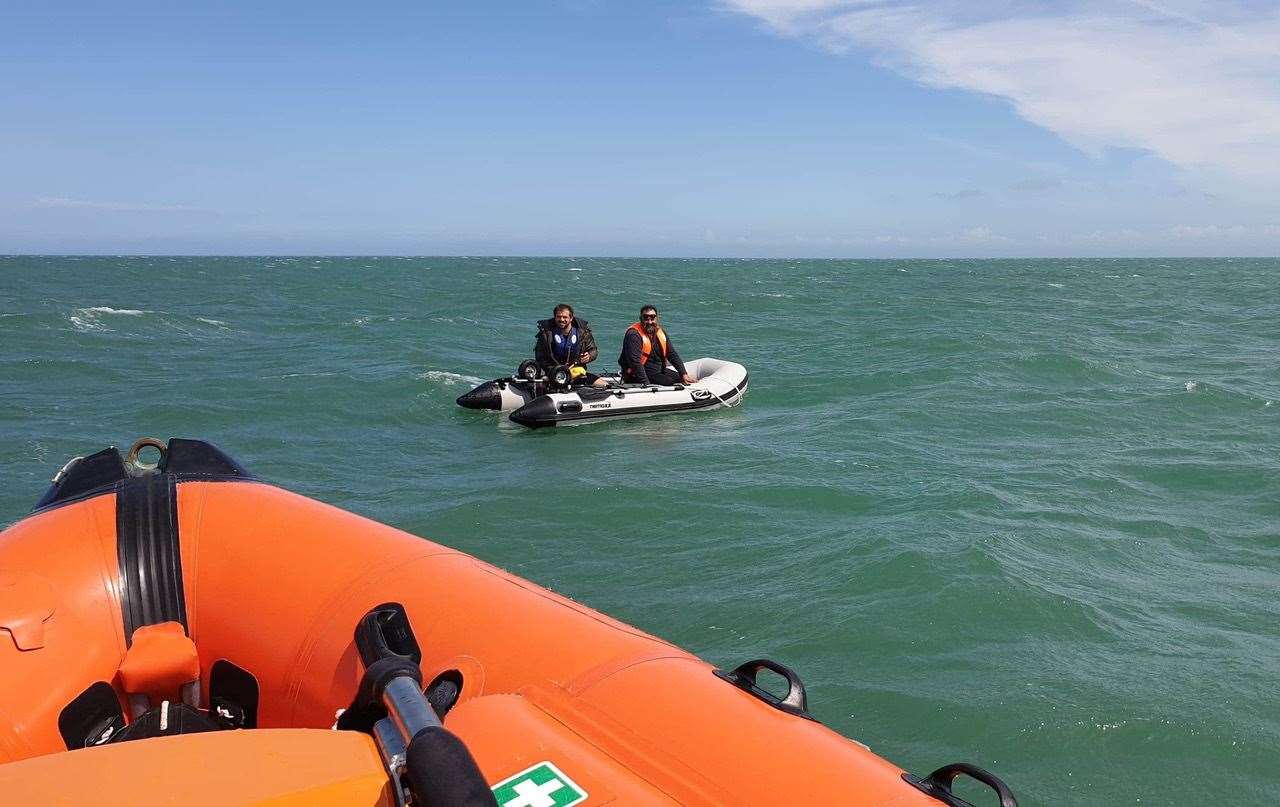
[0,438,1018,807]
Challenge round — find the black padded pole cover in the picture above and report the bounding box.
[405,726,497,807]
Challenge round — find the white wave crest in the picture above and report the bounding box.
[68,305,153,332]
[273,371,338,379]
[84,306,148,315]
[69,315,106,332]
[420,370,486,387]
[196,317,227,326]
[1185,381,1199,392]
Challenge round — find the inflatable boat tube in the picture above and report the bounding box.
[506,358,748,429]
[0,438,1019,807]
[456,372,624,412]
[456,358,745,423]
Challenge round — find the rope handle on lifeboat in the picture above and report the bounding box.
[341,603,496,807]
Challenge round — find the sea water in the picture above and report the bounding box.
[1,256,1277,804]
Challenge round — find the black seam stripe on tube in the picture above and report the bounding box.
[117,474,187,645]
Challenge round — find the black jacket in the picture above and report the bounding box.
[534,317,599,372]
[618,326,685,384]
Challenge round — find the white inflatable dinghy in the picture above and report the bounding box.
[457,357,748,429]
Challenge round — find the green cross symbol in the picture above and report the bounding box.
[491,761,588,807]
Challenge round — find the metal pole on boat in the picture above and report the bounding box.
[344,604,497,807]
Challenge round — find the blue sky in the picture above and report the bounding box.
[2,1,1277,257]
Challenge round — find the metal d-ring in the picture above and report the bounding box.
[124,437,167,471]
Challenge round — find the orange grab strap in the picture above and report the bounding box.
[118,622,200,702]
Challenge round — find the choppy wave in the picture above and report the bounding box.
[64,306,244,337]
[68,315,107,332]
[84,306,148,315]
[269,371,339,380]
[68,306,153,332]
[420,370,485,387]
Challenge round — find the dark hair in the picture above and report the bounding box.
[639,304,657,316]
[553,303,574,317]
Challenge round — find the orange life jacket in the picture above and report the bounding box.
[628,322,669,366]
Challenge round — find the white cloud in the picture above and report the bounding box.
[34,197,200,213]
[1008,178,1063,195]
[722,1,1280,181]
[1170,223,1253,239]
[934,187,986,201]
[957,225,1010,244]
[1032,222,1280,245]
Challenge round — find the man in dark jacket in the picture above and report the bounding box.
[535,303,608,388]
[618,304,695,386]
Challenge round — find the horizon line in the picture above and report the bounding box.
[4,253,1278,261]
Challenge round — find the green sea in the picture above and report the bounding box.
[2,256,1277,805]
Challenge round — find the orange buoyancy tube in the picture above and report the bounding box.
[628,322,669,366]
[0,450,981,806]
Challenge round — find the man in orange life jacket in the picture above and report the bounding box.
[618,305,696,386]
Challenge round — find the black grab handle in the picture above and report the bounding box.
[354,602,422,667]
[903,762,1018,807]
[713,659,814,720]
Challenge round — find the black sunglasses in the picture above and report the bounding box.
[641,313,658,320]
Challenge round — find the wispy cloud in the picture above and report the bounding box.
[933,188,985,201]
[1007,177,1063,195]
[722,1,1280,181]
[956,225,1010,244]
[1170,223,1264,240]
[34,197,203,213]
[1037,221,1280,245]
